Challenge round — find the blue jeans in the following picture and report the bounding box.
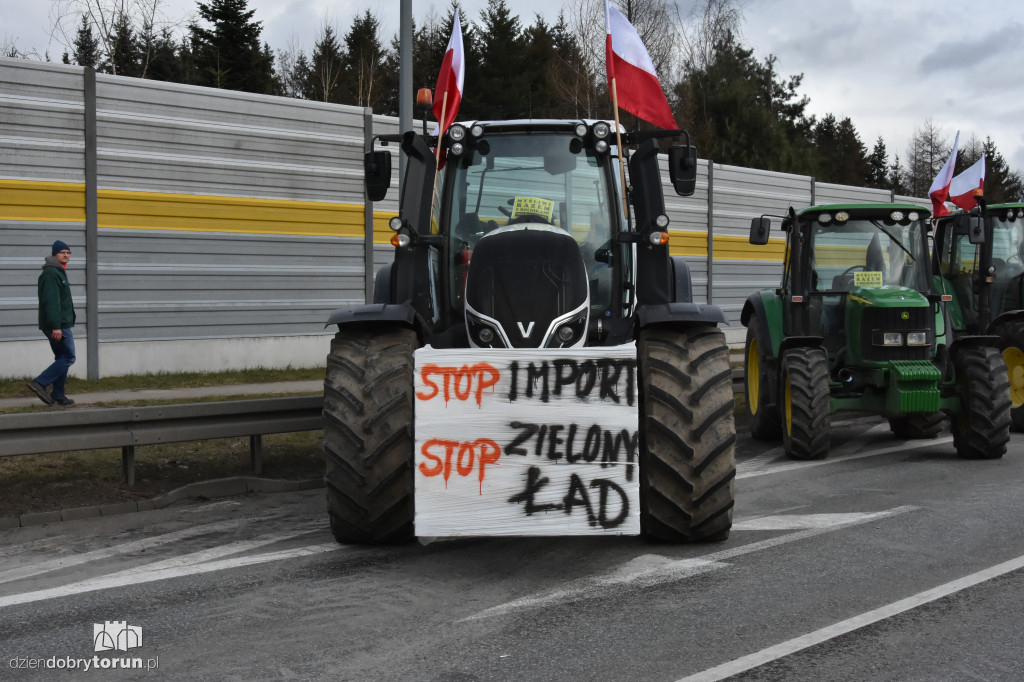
[35,328,76,399]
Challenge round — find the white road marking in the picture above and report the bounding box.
[0,530,338,609]
[462,506,917,621]
[732,514,889,531]
[0,517,274,585]
[738,437,954,479]
[676,551,1024,682]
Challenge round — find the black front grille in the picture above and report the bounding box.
[860,306,932,361]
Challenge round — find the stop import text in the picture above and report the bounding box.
[416,358,637,406]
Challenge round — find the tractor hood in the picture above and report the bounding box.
[844,285,934,367]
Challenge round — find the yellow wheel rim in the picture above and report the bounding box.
[1004,346,1024,408]
[747,339,760,413]
[784,374,793,436]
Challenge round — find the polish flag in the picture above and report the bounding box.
[605,0,676,130]
[928,131,960,218]
[433,9,464,138]
[949,156,986,211]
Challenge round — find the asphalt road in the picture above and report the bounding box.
[3,416,1024,681]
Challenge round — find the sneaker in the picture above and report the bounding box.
[53,396,75,407]
[27,381,55,406]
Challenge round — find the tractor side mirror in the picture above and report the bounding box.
[965,215,985,244]
[750,217,771,245]
[668,145,698,197]
[364,150,392,202]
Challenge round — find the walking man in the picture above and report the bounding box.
[27,240,77,407]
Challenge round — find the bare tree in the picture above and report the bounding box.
[48,0,184,75]
[678,0,742,72]
[904,118,950,197]
[564,0,682,106]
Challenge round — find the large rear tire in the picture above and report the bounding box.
[888,412,945,439]
[951,345,1011,460]
[781,347,831,460]
[744,316,782,440]
[323,326,417,544]
[992,319,1024,432]
[638,325,736,543]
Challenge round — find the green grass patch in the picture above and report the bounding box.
[1,366,325,399]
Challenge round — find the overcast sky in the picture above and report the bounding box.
[3,0,1022,172]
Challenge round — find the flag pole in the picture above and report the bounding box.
[610,77,630,225]
[429,91,449,221]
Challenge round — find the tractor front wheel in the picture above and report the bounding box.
[993,319,1024,431]
[951,345,1011,460]
[323,326,417,544]
[638,325,736,542]
[781,347,831,460]
[744,317,782,440]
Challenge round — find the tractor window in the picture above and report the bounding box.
[447,133,616,315]
[810,217,929,293]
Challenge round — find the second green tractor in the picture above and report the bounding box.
[742,203,1010,460]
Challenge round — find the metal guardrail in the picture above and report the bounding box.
[0,395,324,485]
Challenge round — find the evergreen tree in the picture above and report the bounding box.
[474,0,529,119]
[189,0,274,93]
[523,16,558,117]
[72,14,101,69]
[106,11,141,76]
[146,26,181,82]
[548,12,597,118]
[341,11,386,108]
[982,137,1024,203]
[676,29,813,172]
[903,119,948,198]
[888,153,907,196]
[866,137,889,189]
[307,24,345,103]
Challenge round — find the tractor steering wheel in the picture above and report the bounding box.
[839,264,867,275]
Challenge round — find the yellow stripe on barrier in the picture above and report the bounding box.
[0,179,786,261]
[0,179,85,222]
[98,189,366,238]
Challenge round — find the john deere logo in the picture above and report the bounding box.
[901,312,910,320]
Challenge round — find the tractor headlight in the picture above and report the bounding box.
[470,124,484,138]
[890,210,905,222]
[592,122,610,139]
[448,124,466,142]
[882,332,903,346]
[465,308,506,348]
[543,308,589,348]
[450,141,465,156]
[908,211,920,221]
[834,211,850,224]
[574,123,588,137]
[906,332,929,346]
[595,139,609,153]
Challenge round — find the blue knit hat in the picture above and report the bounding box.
[52,240,70,255]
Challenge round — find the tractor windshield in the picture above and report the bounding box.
[446,132,619,313]
[809,215,930,293]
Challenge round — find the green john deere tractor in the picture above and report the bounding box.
[742,203,1010,460]
[933,201,1024,430]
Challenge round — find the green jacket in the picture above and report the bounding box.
[38,257,76,333]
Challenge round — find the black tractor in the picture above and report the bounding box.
[323,119,736,544]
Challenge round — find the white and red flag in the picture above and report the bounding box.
[948,156,986,211]
[433,9,465,138]
[604,0,676,129]
[928,131,960,217]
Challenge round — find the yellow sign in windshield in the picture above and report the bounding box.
[854,271,883,288]
[511,196,554,222]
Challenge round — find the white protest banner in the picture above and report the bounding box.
[413,343,640,537]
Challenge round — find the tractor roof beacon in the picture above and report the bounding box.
[323,119,737,544]
[933,201,1024,430]
[742,203,1009,461]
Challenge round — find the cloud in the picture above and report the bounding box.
[917,23,1024,75]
